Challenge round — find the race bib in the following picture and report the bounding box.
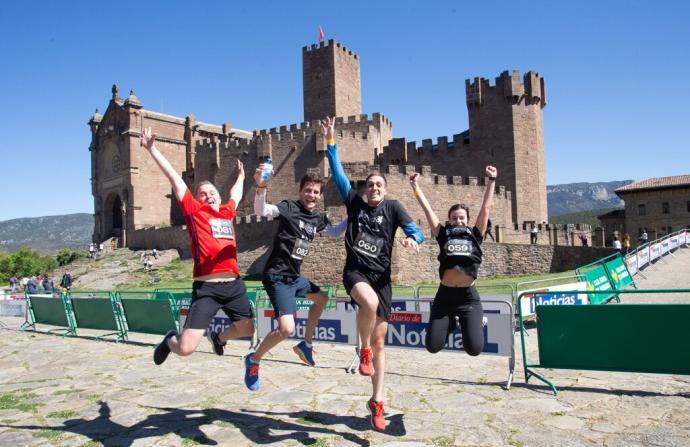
[209,218,235,239]
[354,232,384,258]
[445,238,472,256]
[291,238,311,260]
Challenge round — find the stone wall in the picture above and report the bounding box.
[129,222,612,285]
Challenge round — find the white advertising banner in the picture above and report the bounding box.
[0,299,27,317]
[661,239,670,255]
[637,247,650,268]
[518,282,588,319]
[650,243,661,261]
[624,254,638,276]
[669,235,679,250]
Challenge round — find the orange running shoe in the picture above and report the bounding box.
[358,347,375,376]
[367,398,386,431]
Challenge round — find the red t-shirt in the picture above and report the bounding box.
[178,189,240,278]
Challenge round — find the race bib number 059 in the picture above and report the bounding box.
[354,232,384,258]
[445,238,472,256]
[210,218,235,239]
[291,238,311,260]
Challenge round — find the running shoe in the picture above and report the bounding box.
[367,398,386,431]
[358,346,375,376]
[207,331,226,356]
[244,353,261,391]
[293,341,316,366]
[153,330,177,365]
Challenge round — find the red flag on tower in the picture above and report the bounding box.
[318,26,324,43]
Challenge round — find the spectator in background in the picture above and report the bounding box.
[485,218,495,242]
[89,243,96,259]
[640,229,648,245]
[612,236,622,254]
[60,270,73,292]
[530,225,538,244]
[27,277,39,294]
[9,274,17,293]
[623,233,631,254]
[578,233,589,247]
[152,248,159,259]
[42,276,54,293]
[21,277,29,291]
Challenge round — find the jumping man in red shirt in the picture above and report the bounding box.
[140,127,254,366]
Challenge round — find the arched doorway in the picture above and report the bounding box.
[103,193,124,245]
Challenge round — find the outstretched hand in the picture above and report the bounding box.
[140,127,156,151]
[400,237,419,253]
[253,163,270,187]
[409,172,420,188]
[320,116,335,143]
[486,165,497,178]
[236,159,245,178]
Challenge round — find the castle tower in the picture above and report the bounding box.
[466,70,547,224]
[302,39,362,122]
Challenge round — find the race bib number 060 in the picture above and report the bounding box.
[354,232,384,258]
[210,218,235,239]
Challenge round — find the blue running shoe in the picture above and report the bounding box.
[293,341,316,367]
[244,353,260,391]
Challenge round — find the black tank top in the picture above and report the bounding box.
[436,224,483,279]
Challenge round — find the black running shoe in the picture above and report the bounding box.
[207,331,226,356]
[153,330,177,365]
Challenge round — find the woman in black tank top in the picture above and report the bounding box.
[409,166,497,355]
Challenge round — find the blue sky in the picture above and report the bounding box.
[1,0,688,222]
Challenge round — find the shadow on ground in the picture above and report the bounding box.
[1,400,407,446]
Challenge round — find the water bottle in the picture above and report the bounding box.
[260,158,273,182]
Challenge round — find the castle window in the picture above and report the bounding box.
[662,202,670,214]
[638,204,646,216]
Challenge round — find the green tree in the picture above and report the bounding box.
[56,248,84,266]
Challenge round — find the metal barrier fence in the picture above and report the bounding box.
[518,288,690,395]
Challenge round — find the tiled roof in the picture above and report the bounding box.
[615,175,690,194]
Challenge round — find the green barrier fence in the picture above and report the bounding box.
[577,264,615,304]
[519,289,690,395]
[119,297,178,335]
[70,295,127,342]
[21,293,77,337]
[603,254,636,291]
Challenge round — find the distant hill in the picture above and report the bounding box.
[0,213,93,255]
[548,207,623,228]
[547,180,633,217]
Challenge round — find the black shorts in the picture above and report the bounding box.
[184,280,253,330]
[262,274,321,317]
[343,270,393,322]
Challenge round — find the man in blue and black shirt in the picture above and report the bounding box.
[322,116,424,431]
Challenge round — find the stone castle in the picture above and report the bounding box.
[88,39,591,281]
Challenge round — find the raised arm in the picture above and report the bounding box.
[229,159,245,205]
[252,163,280,218]
[322,217,348,238]
[474,165,497,236]
[140,127,187,201]
[409,172,442,238]
[321,117,351,201]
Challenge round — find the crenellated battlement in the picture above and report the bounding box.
[242,112,392,145]
[302,38,359,60]
[465,70,546,108]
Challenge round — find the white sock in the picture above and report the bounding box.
[304,341,313,348]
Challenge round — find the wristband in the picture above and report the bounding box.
[327,138,335,146]
[414,190,422,197]
[256,185,267,190]
[488,176,496,181]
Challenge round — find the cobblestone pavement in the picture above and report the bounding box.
[1,249,689,447]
